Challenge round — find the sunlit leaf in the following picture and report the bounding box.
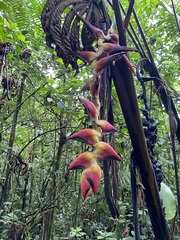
[17,33,26,42]
[159,182,176,220]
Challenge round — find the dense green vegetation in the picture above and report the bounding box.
[0,0,179,239]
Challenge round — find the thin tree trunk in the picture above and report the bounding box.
[0,76,25,207]
[43,116,66,240]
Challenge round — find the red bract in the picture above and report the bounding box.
[80,176,92,199]
[80,163,101,199]
[79,97,99,122]
[69,128,100,145]
[96,120,117,134]
[68,152,96,170]
[91,52,124,76]
[94,142,121,161]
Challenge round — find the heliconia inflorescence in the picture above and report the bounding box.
[67,14,127,199]
[68,98,121,199]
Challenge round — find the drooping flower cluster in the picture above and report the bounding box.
[74,13,137,111]
[68,14,136,199]
[68,98,121,199]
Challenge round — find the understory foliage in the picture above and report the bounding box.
[0,0,179,239]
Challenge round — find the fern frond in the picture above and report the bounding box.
[3,0,45,31]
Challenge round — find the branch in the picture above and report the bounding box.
[3,82,48,121]
[18,127,66,155]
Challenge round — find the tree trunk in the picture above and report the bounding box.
[43,116,66,240]
[0,76,25,207]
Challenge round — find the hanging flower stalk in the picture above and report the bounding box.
[68,98,121,199]
[68,14,137,199]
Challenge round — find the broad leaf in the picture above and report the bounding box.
[159,182,176,220]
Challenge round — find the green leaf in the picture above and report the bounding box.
[0,28,5,40]
[159,182,176,220]
[51,105,60,114]
[17,33,26,42]
[56,58,63,64]
[47,78,55,84]
[39,87,48,94]
[0,2,10,12]
[0,16,4,24]
[15,45,22,54]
